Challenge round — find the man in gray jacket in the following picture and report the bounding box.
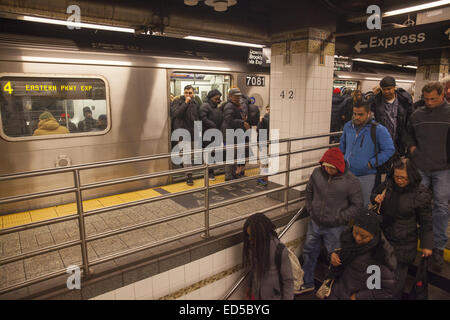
[298,147,363,294]
[406,81,450,268]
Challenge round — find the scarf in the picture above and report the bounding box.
[329,228,380,278]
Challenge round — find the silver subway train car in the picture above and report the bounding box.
[0,34,270,214]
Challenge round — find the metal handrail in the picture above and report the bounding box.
[222,206,307,300]
[0,131,341,296]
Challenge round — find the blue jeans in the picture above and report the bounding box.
[302,219,345,288]
[357,174,376,208]
[418,169,450,250]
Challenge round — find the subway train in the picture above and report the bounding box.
[0,33,270,214]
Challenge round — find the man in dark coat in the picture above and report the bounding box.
[330,88,345,143]
[221,88,250,181]
[406,81,450,269]
[199,89,223,181]
[298,147,363,294]
[370,76,413,157]
[256,105,270,186]
[327,208,397,300]
[78,106,97,132]
[170,85,200,186]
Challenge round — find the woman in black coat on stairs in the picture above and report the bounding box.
[370,157,433,299]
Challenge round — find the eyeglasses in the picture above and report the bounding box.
[394,175,408,181]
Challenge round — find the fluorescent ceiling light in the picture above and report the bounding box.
[365,77,382,81]
[184,36,265,48]
[352,58,386,64]
[403,65,418,69]
[22,15,135,33]
[337,75,353,79]
[396,79,415,83]
[383,0,450,17]
[21,56,132,66]
[157,63,231,71]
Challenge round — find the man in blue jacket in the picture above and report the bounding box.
[340,100,395,207]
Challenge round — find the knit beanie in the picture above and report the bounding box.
[83,106,92,115]
[333,88,341,95]
[207,89,222,99]
[319,147,345,173]
[354,208,381,236]
[39,111,54,120]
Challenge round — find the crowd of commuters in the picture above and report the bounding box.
[243,76,448,300]
[170,85,269,185]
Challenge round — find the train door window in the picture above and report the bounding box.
[0,75,109,140]
[170,72,231,104]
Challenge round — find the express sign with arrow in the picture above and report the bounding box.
[339,21,449,55]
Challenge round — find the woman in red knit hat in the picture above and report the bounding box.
[296,147,364,295]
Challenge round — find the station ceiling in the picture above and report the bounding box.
[0,0,447,66]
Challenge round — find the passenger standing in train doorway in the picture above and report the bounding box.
[242,213,294,300]
[78,106,97,132]
[221,88,251,181]
[297,147,363,295]
[199,89,223,181]
[171,85,200,186]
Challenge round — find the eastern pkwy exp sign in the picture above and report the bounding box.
[339,21,449,55]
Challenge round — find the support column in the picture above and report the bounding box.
[415,50,449,101]
[269,28,335,187]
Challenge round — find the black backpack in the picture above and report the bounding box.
[370,121,398,174]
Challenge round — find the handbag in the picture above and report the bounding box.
[409,257,429,300]
[316,278,334,299]
[368,188,387,214]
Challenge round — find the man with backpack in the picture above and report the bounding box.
[340,100,395,207]
[297,147,363,294]
[371,76,413,187]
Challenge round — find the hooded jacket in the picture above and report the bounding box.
[33,118,70,136]
[371,178,433,265]
[331,94,346,132]
[370,89,413,155]
[406,100,450,173]
[339,119,395,176]
[328,228,397,300]
[305,164,363,228]
[199,99,223,131]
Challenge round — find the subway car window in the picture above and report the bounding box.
[0,76,108,139]
[170,72,231,103]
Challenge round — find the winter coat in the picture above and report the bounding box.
[331,94,346,132]
[305,165,363,228]
[199,99,223,131]
[328,228,397,300]
[406,100,450,173]
[370,89,413,156]
[33,118,70,136]
[341,96,356,124]
[77,117,97,132]
[249,236,294,300]
[170,96,200,138]
[221,99,246,139]
[370,179,433,265]
[339,119,395,176]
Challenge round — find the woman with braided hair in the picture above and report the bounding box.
[242,213,293,300]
